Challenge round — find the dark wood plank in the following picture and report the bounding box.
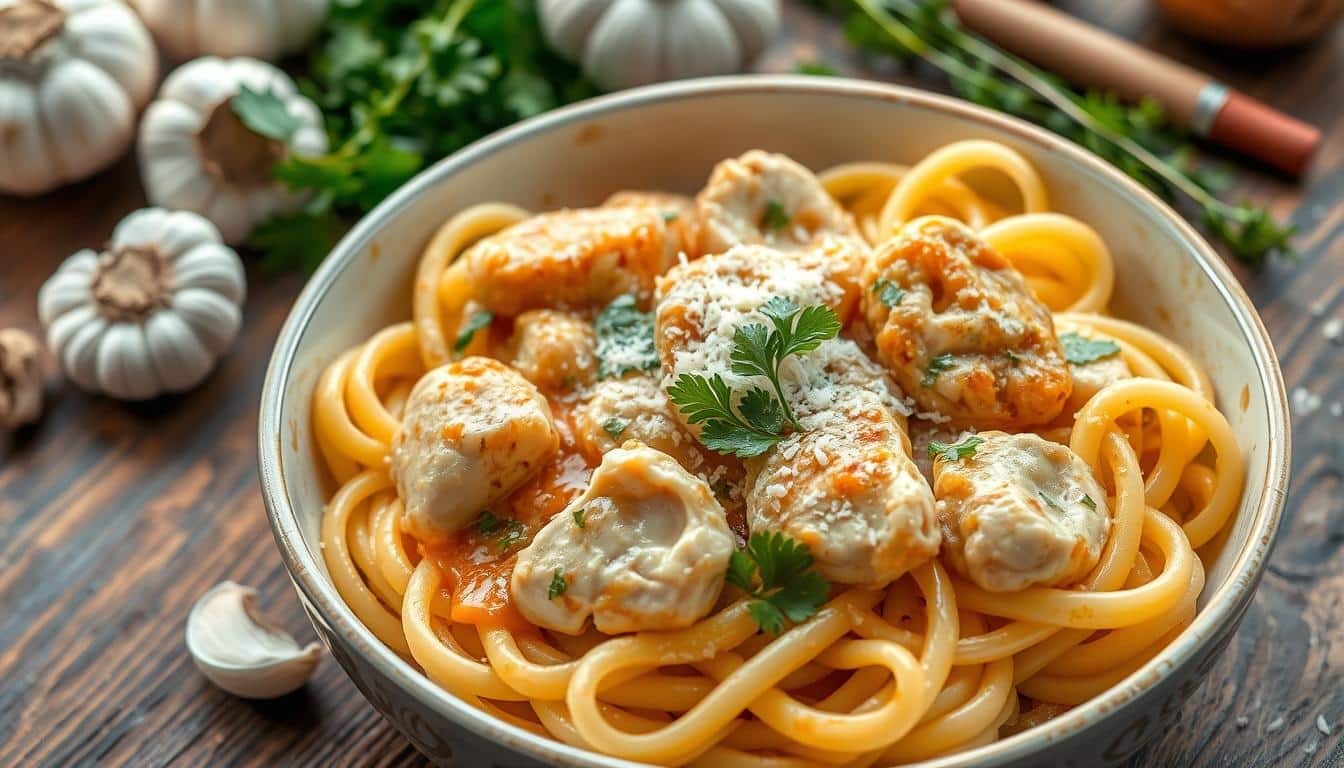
[1,3,1340,766]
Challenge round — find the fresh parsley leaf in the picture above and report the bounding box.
[726,531,831,635]
[231,85,302,142]
[478,510,527,550]
[595,294,659,378]
[762,199,791,231]
[572,507,586,528]
[661,211,680,222]
[1081,494,1097,510]
[873,279,905,308]
[548,570,567,600]
[1059,332,1121,365]
[671,300,842,456]
[667,373,784,458]
[927,435,984,462]
[1038,491,1067,515]
[922,353,957,387]
[454,309,493,356]
[601,417,627,441]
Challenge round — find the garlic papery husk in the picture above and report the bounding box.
[0,0,157,196]
[137,56,328,245]
[0,328,43,430]
[186,581,323,699]
[133,0,329,63]
[38,207,247,401]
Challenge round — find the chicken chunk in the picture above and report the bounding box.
[463,207,676,316]
[508,309,597,392]
[933,431,1110,592]
[697,150,865,255]
[605,190,702,261]
[746,391,939,587]
[864,217,1072,429]
[573,374,706,470]
[655,244,865,432]
[1065,345,1132,416]
[511,443,734,635]
[390,358,559,541]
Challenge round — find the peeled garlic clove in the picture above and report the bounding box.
[185,581,322,699]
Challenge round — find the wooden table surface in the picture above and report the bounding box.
[3,3,1341,767]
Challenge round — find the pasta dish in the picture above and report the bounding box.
[312,140,1244,765]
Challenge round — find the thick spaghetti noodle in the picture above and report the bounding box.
[312,140,1243,766]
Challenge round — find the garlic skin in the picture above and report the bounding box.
[137,57,328,245]
[0,328,43,430]
[186,581,323,700]
[134,0,329,62]
[0,0,157,196]
[538,0,780,91]
[38,207,247,401]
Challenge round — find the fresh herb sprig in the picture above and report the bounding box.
[726,532,831,634]
[250,0,595,271]
[667,299,842,458]
[1059,331,1121,365]
[928,435,983,462]
[807,0,1294,268]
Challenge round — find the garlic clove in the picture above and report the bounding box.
[185,581,322,700]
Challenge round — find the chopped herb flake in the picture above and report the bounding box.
[873,279,906,308]
[454,310,493,356]
[922,353,957,387]
[572,507,586,528]
[1081,494,1097,510]
[547,570,567,600]
[601,417,627,441]
[1060,332,1121,365]
[595,294,659,378]
[927,435,984,463]
[762,199,791,231]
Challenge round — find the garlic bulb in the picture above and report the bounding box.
[38,207,247,401]
[0,0,157,196]
[186,581,323,699]
[0,328,43,430]
[133,0,330,63]
[137,57,328,245]
[538,0,780,92]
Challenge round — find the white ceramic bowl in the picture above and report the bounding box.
[259,76,1290,767]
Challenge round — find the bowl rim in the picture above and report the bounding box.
[258,75,1291,767]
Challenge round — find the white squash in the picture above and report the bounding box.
[538,0,780,91]
[0,0,157,196]
[133,0,329,62]
[38,207,247,401]
[137,56,328,245]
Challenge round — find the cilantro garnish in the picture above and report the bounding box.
[1060,332,1121,365]
[231,85,302,142]
[453,309,493,356]
[922,353,957,387]
[601,417,627,441]
[927,435,984,463]
[547,571,567,600]
[572,507,586,528]
[762,199,791,231]
[725,531,830,635]
[872,279,905,308]
[667,299,842,458]
[595,294,659,378]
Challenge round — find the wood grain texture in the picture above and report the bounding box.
[1,3,1340,766]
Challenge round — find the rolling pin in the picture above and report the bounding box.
[952,0,1320,176]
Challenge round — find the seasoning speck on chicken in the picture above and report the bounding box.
[511,443,734,635]
[508,309,597,391]
[933,431,1110,592]
[697,150,866,255]
[390,358,559,541]
[573,374,707,470]
[463,206,677,316]
[746,391,939,588]
[864,217,1072,429]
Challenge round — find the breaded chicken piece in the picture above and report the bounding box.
[508,309,598,391]
[605,190,702,261]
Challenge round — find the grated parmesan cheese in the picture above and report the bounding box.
[1317,714,1332,736]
